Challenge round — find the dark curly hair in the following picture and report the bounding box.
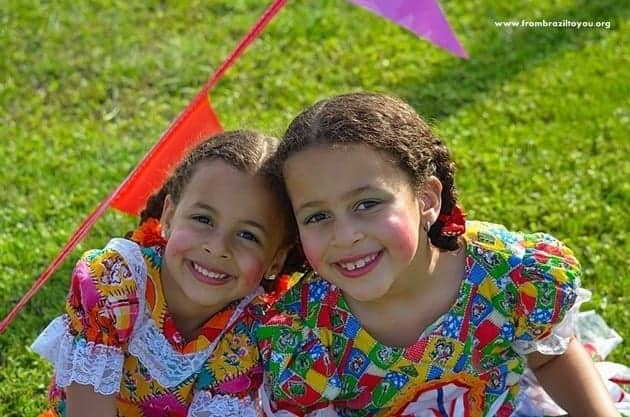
[273,92,461,251]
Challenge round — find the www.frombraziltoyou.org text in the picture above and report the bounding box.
[495,20,611,29]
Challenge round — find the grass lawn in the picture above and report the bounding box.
[1,0,628,414]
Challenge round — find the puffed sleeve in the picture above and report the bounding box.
[511,232,590,355]
[257,280,341,416]
[31,238,146,395]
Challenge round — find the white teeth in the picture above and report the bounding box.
[339,253,378,271]
[193,263,229,280]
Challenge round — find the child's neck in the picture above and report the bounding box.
[344,244,466,348]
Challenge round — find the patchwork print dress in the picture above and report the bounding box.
[32,237,265,417]
[258,221,584,417]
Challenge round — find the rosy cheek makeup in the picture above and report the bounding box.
[241,261,266,286]
[386,214,419,262]
[164,229,198,256]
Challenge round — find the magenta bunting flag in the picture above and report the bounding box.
[347,0,468,58]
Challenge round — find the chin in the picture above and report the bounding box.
[342,285,390,303]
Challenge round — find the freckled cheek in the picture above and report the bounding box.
[384,214,419,262]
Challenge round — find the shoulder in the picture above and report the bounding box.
[465,221,580,285]
[465,222,582,340]
[256,274,341,410]
[74,238,147,290]
[68,238,150,343]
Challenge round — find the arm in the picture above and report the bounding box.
[527,337,619,417]
[66,383,117,417]
[30,241,142,416]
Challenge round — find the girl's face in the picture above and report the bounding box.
[284,144,438,303]
[160,160,287,317]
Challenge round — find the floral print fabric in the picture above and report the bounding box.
[33,238,265,417]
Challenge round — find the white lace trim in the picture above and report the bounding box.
[128,287,263,388]
[31,237,263,393]
[30,239,145,394]
[188,391,260,417]
[30,316,124,395]
[513,286,591,355]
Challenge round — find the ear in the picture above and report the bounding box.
[418,176,442,225]
[265,245,291,278]
[159,194,175,237]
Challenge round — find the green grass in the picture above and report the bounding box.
[1,0,628,414]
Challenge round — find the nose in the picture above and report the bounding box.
[331,218,364,247]
[202,234,231,260]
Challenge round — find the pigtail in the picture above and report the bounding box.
[428,138,463,251]
[124,179,171,240]
[139,183,170,225]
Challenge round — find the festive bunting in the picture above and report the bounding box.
[0,0,288,334]
[1,0,468,334]
[347,0,468,58]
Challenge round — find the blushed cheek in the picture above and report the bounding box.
[386,214,419,262]
[240,259,266,288]
[299,234,325,271]
[164,229,197,256]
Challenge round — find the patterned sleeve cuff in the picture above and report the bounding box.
[31,315,124,395]
[513,286,591,355]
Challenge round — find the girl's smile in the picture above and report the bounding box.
[189,260,233,284]
[333,250,383,278]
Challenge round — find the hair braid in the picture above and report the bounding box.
[427,139,460,250]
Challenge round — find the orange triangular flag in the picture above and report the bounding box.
[0,0,288,335]
[111,89,222,215]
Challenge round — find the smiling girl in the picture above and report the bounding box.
[257,93,619,417]
[32,131,296,417]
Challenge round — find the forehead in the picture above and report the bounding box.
[179,160,281,223]
[283,144,412,201]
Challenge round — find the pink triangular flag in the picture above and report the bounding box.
[348,0,468,58]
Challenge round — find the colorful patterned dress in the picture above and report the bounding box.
[257,221,584,417]
[32,236,266,417]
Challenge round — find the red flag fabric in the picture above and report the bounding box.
[111,90,222,215]
[111,0,288,215]
[0,0,288,335]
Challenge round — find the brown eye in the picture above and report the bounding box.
[304,212,329,225]
[237,230,260,244]
[192,215,213,225]
[356,200,380,211]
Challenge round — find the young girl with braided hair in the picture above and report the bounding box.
[257,93,619,416]
[32,130,298,417]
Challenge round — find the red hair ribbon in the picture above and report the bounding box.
[438,206,466,237]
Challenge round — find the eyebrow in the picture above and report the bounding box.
[295,185,378,212]
[192,202,268,236]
